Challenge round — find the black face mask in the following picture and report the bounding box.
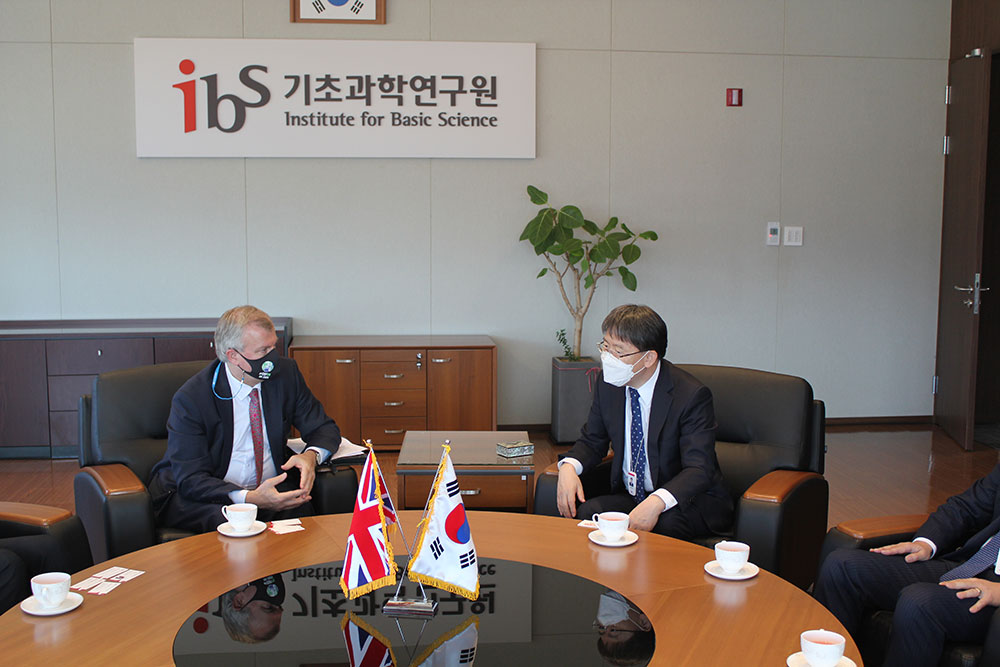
[244,573,285,606]
[236,348,280,381]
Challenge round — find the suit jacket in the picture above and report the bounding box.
[563,360,732,530]
[917,462,1000,562]
[148,357,340,505]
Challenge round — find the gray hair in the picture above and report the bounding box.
[214,305,274,363]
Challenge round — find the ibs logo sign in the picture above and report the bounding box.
[172,59,271,133]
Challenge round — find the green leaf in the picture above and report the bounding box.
[550,224,570,245]
[534,233,556,255]
[530,208,555,247]
[569,249,585,265]
[548,243,566,255]
[619,266,637,291]
[607,232,631,242]
[563,238,584,253]
[588,245,605,264]
[621,223,634,236]
[519,211,542,241]
[639,230,659,241]
[558,205,585,228]
[536,268,548,278]
[604,217,619,232]
[527,185,548,205]
[622,244,641,265]
[582,219,601,236]
[598,237,621,259]
[583,274,595,289]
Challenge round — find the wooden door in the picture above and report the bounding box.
[934,55,990,451]
[292,348,361,444]
[427,349,495,430]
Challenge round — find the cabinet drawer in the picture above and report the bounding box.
[402,473,529,509]
[154,337,217,363]
[361,349,425,363]
[361,417,426,447]
[361,361,425,390]
[48,375,95,412]
[46,338,154,375]
[361,389,426,417]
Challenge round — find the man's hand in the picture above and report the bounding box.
[940,578,1000,613]
[870,540,933,563]
[628,495,665,532]
[282,451,318,493]
[556,464,585,519]
[245,472,311,511]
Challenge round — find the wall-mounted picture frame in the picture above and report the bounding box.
[291,0,385,25]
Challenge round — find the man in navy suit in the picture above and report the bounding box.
[815,463,1000,666]
[556,304,732,539]
[148,306,341,534]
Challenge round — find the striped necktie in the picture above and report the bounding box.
[939,530,1000,582]
[249,388,265,488]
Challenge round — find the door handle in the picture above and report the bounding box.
[384,373,404,379]
[954,285,974,292]
[384,401,404,407]
[431,358,452,364]
[956,274,990,314]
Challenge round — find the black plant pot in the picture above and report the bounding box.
[550,356,601,444]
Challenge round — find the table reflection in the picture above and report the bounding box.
[174,557,655,666]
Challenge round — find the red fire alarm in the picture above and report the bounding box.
[726,88,743,107]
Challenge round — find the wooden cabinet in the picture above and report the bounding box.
[290,336,496,451]
[0,318,291,458]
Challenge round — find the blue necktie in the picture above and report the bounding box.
[629,387,647,503]
[940,530,1000,581]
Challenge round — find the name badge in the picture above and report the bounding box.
[625,470,638,496]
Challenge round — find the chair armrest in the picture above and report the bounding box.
[312,465,359,515]
[0,502,93,574]
[818,514,929,572]
[74,464,155,564]
[736,470,829,590]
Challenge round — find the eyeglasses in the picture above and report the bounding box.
[597,340,646,360]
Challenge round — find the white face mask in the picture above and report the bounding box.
[601,349,649,387]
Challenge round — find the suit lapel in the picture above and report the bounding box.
[607,382,626,461]
[645,361,673,485]
[211,362,236,469]
[261,378,285,463]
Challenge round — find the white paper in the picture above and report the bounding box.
[108,569,145,582]
[88,581,121,595]
[71,577,104,591]
[92,566,128,579]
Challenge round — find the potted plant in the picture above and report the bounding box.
[519,185,658,442]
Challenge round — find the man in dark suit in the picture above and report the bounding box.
[148,305,341,534]
[556,304,732,539]
[815,463,1000,667]
[0,535,68,614]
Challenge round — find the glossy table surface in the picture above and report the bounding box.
[0,511,861,666]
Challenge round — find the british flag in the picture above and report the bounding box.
[339,450,397,599]
[341,612,395,667]
[378,466,398,532]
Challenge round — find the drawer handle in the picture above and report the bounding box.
[460,489,481,496]
[431,358,452,363]
[384,373,404,379]
[209,341,214,348]
[384,429,405,434]
[384,401,404,407]
[335,358,355,364]
[96,349,103,357]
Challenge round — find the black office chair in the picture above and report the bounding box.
[0,502,92,574]
[535,364,828,590]
[75,360,358,563]
[820,516,1000,666]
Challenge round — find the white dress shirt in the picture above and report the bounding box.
[222,364,329,504]
[561,361,677,513]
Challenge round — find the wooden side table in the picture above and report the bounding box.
[396,430,535,512]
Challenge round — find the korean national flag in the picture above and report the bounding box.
[407,447,480,600]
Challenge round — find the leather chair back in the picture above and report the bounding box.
[81,360,209,483]
[678,364,824,501]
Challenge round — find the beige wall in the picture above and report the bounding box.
[0,0,951,420]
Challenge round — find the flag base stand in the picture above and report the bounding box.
[382,598,438,618]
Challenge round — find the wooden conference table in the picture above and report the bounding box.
[0,511,860,666]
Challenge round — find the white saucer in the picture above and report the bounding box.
[588,529,638,547]
[217,520,266,537]
[704,560,760,580]
[20,592,83,617]
[786,652,856,667]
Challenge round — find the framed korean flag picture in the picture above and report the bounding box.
[291,0,386,24]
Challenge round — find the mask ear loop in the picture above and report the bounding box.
[212,358,248,401]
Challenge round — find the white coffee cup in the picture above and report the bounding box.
[221,503,258,532]
[30,572,71,609]
[593,511,629,542]
[800,629,846,667]
[714,540,750,574]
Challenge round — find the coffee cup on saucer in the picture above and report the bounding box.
[221,503,258,533]
[800,629,846,667]
[30,572,70,610]
[714,540,750,574]
[593,511,629,542]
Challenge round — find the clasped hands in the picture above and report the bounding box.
[556,464,665,532]
[873,540,1000,613]
[245,452,317,511]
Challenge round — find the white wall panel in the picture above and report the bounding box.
[431,0,611,50]
[0,0,50,42]
[51,0,244,43]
